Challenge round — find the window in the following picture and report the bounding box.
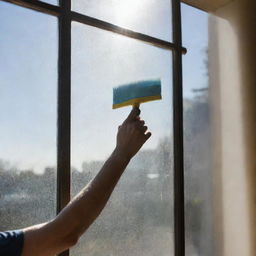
[72,0,172,41]
[0,0,189,255]
[71,23,173,256]
[0,1,57,230]
[181,4,214,256]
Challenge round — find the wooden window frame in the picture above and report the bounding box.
[1,0,186,255]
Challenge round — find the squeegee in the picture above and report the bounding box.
[112,79,162,109]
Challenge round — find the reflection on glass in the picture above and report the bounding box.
[0,3,57,230]
[72,0,172,42]
[181,3,215,256]
[71,22,174,256]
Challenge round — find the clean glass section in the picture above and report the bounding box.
[72,0,172,42]
[181,3,215,256]
[71,23,173,256]
[0,2,57,230]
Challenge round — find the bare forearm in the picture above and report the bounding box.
[54,149,130,238]
[22,153,130,256]
[21,107,150,256]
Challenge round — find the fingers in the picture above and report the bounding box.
[124,107,140,123]
[120,108,152,142]
[139,125,148,134]
[133,119,146,130]
[134,120,152,141]
[142,126,148,133]
[144,132,152,141]
[135,119,145,127]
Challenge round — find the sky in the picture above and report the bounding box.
[0,1,208,173]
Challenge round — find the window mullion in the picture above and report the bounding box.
[1,0,61,16]
[172,0,185,255]
[57,0,71,256]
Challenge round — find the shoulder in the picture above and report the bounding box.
[0,230,24,256]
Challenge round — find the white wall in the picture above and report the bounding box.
[208,0,256,255]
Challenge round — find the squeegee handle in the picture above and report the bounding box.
[132,104,140,118]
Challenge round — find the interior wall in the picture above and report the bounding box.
[181,0,234,12]
[208,0,256,255]
[237,1,256,254]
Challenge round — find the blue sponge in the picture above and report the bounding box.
[113,79,162,109]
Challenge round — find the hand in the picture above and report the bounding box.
[114,107,151,160]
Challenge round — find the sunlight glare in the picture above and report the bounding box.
[114,0,145,27]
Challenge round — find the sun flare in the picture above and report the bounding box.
[114,0,144,27]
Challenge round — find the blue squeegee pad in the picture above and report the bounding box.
[113,79,161,105]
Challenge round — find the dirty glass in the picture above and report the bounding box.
[0,2,57,230]
[71,22,174,256]
[181,3,215,256]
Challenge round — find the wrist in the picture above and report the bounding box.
[112,148,132,164]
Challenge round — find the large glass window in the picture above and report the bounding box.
[0,2,57,230]
[181,3,214,256]
[72,0,172,42]
[71,23,174,256]
[0,0,208,255]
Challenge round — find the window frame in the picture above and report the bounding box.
[1,0,186,255]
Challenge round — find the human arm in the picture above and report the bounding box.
[21,107,151,256]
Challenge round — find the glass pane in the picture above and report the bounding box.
[72,0,172,42]
[181,3,215,256]
[0,2,57,230]
[41,0,58,5]
[71,23,173,256]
